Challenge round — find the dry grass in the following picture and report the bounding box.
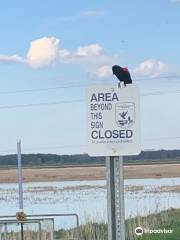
[1,163,180,183]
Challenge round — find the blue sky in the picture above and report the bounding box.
[0,0,180,155]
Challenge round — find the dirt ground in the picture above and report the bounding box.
[1,163,180,183]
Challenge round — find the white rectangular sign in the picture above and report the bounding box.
[86,84,141,156]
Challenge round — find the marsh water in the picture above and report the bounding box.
[0,177,180,229]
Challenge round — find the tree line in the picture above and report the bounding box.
[0,149,180,167]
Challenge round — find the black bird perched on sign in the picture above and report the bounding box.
[112,65,132,87]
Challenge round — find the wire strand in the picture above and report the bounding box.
[0,99,84,110]
[0,75,179,95]
[0,87,180,110]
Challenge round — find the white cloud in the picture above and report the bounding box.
[133,59,169,77]
[75,44,103,57]
[58,49,71,58]
[60,42,115,67]
[26,38,106,67]
[27,37,60,68]
[0,36,118,71]
[95,65,112,78]
[0,54,26,64]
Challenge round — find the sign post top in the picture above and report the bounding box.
[86,84,141,156]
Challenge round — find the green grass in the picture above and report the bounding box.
[55,208,180,240]
[1,208,180,239]
[125,208,180,240]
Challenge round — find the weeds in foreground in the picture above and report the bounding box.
[1,208,180,239]
[55,208,180,240]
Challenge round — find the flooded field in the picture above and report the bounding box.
[0,178,180,229]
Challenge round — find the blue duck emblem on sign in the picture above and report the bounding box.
[115,102,135,129]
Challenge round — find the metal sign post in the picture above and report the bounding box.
[86,84,141,240]
[17,140,24,211]
[106,156,125,240]
[17,140,24,240]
